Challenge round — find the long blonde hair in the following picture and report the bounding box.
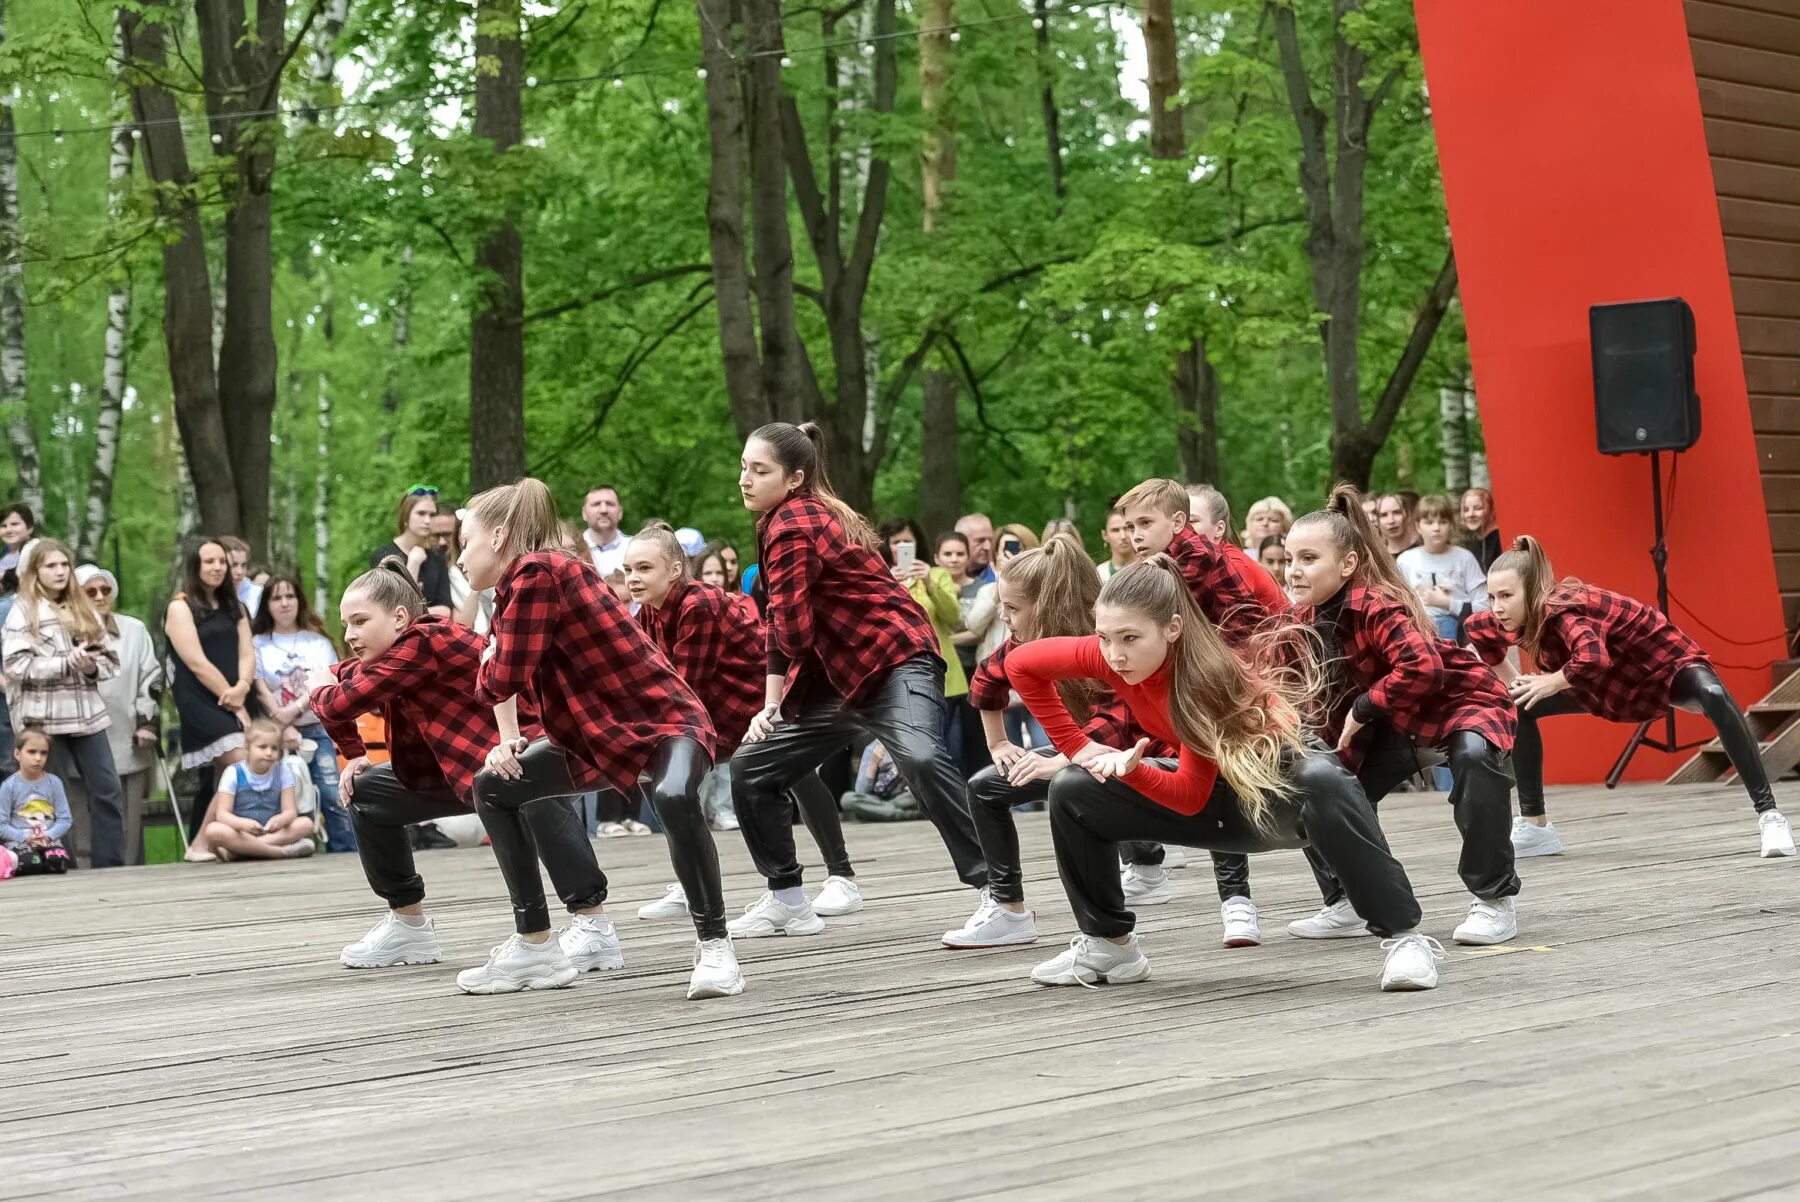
[18,538,104,645]
[1290,484,1435,638]
[1098,558,1309,833]
[1489,534,1568,658]
[1000,533,1101,722]
[466,477,562,559]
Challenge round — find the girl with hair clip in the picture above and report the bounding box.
[1284,485,1523,947]
[460,480,744,1001]
[731,421,989,939]
[1007,558,1443,991]
[308,558,623,987]
[1467,536,1794,860]
[623,521,862,921]
[944,536,1261,950]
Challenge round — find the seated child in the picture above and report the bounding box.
[0,728,73,875]
[202,718,315,861]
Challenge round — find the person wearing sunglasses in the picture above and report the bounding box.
[371,486,453,619]
[75,565,162,865]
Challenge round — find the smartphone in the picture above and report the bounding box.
[1001,535,1023,557]
[894,542,916,574]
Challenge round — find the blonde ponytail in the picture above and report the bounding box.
[466,477,563,559]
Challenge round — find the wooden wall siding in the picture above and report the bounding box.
[1689,0,1800,629]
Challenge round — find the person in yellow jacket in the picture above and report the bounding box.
[876,519,969,760]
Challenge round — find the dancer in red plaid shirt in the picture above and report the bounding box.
[1006,559,1443,992]
[1111,478,1291,938]
[1285,486,1522,948]
[459,480,743,1002]
[307,558,613,981]
[731,422,988,939]
[1471,535,1794,861]
[622,522,860,923]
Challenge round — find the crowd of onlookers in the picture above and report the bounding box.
[0,478,1502,876]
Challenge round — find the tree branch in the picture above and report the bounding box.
[1365,248,1459,448]
[250,0,328,111]
[1269,2,1332,252]
[418,216,469,270]
[866,326,937,470]
[943,331,1027,466]
[845,0,896,301]
[514,263,713,326]
[780,96,836,284]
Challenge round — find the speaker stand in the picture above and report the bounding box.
[1605,449,1708,788]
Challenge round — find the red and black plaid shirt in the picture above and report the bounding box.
[1166,525,1291,646]
[971,638,1178,757]
[758,493,937,717]
[1464,583,1710,722]
[311,615,543,804]
[477,552,717,792]
[637,578,765,758]
[1301,584,1514,764]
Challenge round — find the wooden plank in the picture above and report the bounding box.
[1713,156,1800,205]
[1745,354,1800,394]
[1760,470,1800,511]
[1724,237,1800,284]
[1766,511,1800,549]
[1707,115,1800,167]
[1753,431,1800,470]
[1733,276,1800,318]
[1696,76,1800,128]
[1718,195,1800,241]
[1691,38,1800,94]
[1738,314,1800,357]
[1750,393,1800,432]
[1691,0,1800,21]
[1778,549,1800,590]
[1687,1,1800,57]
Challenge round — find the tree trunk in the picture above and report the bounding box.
[122,3,239,539]
[744,0,805,422]
[918,0,960,528]
[302,0,350,125]
[1034,0,1063,199]
[698,0,769,435]
[1142,0,1183,161]
[0,0,38,518]
[380,244,411,457]
[920,372,960,539]
[82,27,135,560]
[469,0,526,490]
[1438,384,1468,492]
[314,298,333,614]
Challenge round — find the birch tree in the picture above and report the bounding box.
[0,0,38,518]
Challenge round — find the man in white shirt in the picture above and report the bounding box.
[582,485,628,578]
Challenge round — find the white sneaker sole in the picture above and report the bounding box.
[687,973,747,1000]
[456,965,580,995]
[728,915,826,938]
[340,948,442,969]
[943,922,1040,949]
[1513,841,1564,858]
[1222,932,1262,949]
[1453,923,1517,946]
[1285,922,1371,940]
[566,950,626,972]
[637,904,691,921]
[1760,841,1795,859]
[1381,973,1437,992]
[1031,959,1151,986]
[1123,887,1174,907]
[812,897,863,917]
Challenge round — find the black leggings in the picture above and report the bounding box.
[789,771,854,878]
[1048,752,1421,939]
[968,752,1249,905]
[475,737,729,941]
[1515,663,1774,817]
[1310,724,1519,905]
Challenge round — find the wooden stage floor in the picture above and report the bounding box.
[7,780,1800,1200]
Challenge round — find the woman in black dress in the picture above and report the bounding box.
[371,487,454,617]
[164,538,257,861]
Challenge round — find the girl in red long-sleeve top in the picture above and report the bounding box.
[1006,557,1442,992]
[458,479,743,1003]
[729,421,987,942]
[622,522,860,923]
[305,558,613,985]
[1284,485,1521,948]
[1469,535,1792,860]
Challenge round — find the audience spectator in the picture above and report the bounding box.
[697,546,731,590]
[220,535,263,621]
[1397,495,1489,642]
[0,501,32,580]
[938,530,997,776]
[956,512,997,583]
[1257,534,1291,586]
[250,573,357,854]
[1374,492,1421,557]
[201,718,314,861]
[165,538,257,861]
[1097,507,1134,581]
[879,517,970,759]
[372,487,453,617]
[581,484,628,577]
[994,523,1040,566]
[1242,496,1294,550]
[1185,484,1233,544]
[76,566,160,866]
[1460,486,1502,570]
[1040,518,1086,552]
[3,539,126,868]
[0,728,72,875]
[428,508,474,616]
[1361,494,1379,523]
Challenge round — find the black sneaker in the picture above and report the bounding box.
[410,823,458,851]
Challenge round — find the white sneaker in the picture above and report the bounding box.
[1120,863,1174,906]
[710,813,740,831]
[558,914,625,972]
[1030,933,1152,986]
[727,891,826,938]
[637,883,691,920]
[1452,895,1518,946]
[1285,898,1371,939]
[1163,848,1188,870]
[688,937,746,999]
[811,875,864,916]
[1759,810,1795,859]
[455,934,579,994]
[1380,933,1447,991]
[340,912,443,968]
[622,818,653,837]
[1220,895,1261,948]
[1511,816,1565,858]
[943,891,1040,948]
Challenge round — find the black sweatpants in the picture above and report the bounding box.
[475,737,728,941]
[1515,663,1774,817]
[1048,752,1421,939]
[968,752,1250,904]
[349,761,602,921]
[732,654,986,891]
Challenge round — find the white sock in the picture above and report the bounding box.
[394,911,428,928]
[774,886,807,907]
[578,913,615,934]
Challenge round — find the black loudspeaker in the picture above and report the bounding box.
[1589,297,1701,455]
